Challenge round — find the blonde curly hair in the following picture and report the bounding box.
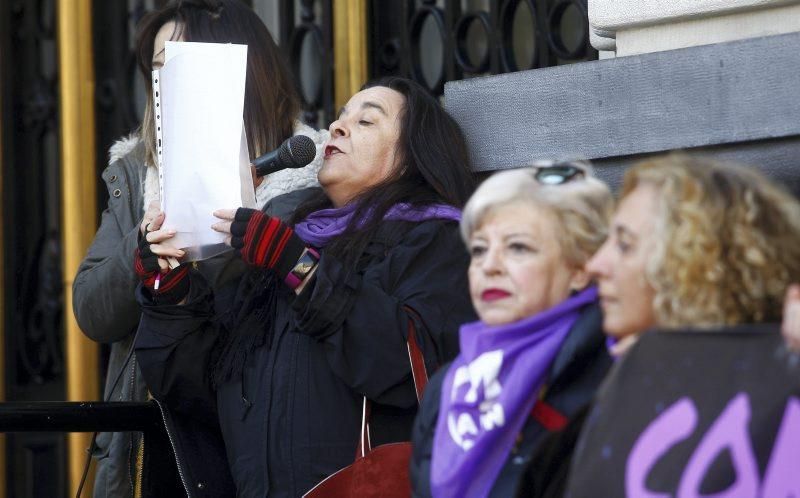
[624,154,800,327]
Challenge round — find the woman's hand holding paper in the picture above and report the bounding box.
[212,208,307,281]
[141,209,185,264]
[133,209,191,304]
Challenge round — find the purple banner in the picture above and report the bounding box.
[567,326,800,498]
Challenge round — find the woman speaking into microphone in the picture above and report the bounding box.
[133,77,478,497]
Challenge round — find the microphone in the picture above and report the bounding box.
[253,135,317,177]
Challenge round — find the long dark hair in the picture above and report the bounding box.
[292,76,477,264]
[135,0,300,166]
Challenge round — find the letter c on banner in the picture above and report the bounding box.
[625,394,799,497]
[626,397,698,498]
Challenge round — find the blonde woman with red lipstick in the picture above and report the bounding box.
[410,162,614,498]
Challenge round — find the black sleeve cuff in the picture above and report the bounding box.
[137,270,210,315]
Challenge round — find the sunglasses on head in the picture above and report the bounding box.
[530,160,588,185]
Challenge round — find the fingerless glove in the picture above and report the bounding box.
[230,208,308,281]
[134,236,190,305]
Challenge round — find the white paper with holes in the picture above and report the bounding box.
[152,41,254,261]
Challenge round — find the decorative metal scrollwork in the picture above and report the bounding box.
[498,0,540,72]
[454,11,491,74]
[5,0,64,387]
[16,232,64,384]
[546,0,589,60]
[397,0,595,96]
[409,1,448,95]
[281,0,334,128]
[21,80,57,132]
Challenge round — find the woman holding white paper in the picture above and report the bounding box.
[72,1,325,497]
[133,77,478,497]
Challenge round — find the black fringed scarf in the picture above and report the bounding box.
[210,202,461,387]
[211,268,285,386]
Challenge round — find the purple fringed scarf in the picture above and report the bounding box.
[430,286,599,498]
[293,202,462,247]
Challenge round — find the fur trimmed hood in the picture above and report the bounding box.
[108,133,140,165]
[108,122,328,216]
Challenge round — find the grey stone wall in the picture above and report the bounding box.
[444,31,800,194]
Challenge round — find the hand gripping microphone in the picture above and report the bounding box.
[253,134,317,177]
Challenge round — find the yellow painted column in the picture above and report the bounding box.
[333,0,369,111]
[0,29,7,498]
[57,0,100,496]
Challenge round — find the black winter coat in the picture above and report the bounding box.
[135,191,477,497]
[410,303,611,498]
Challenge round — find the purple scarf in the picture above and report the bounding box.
[293,202,462,247]
[430,286,599,498]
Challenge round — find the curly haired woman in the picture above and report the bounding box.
[588,153,800,354]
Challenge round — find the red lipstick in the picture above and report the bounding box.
[324,145,342,159]
[481,289,511,302]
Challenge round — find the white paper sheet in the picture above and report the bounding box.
[153,41,254,261]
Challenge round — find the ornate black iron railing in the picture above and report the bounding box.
[0,401,181,498]
[290,0,597,122]
[0,402,160,433]
[398,0,596,95]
